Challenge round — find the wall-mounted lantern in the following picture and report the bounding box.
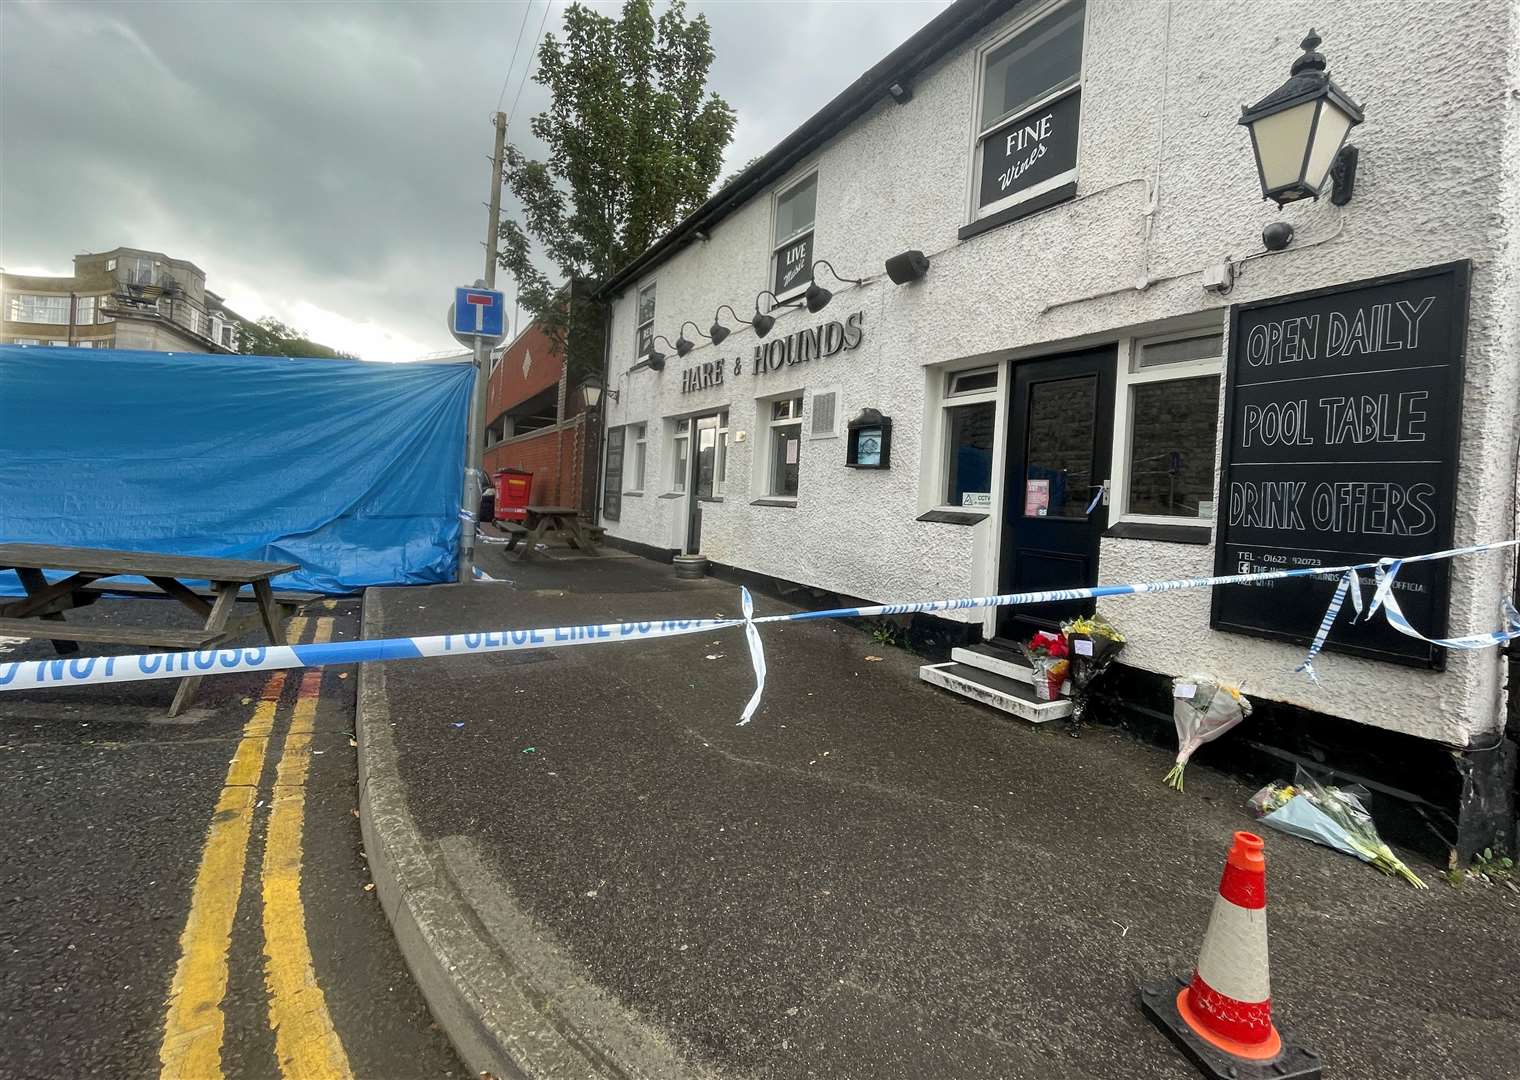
[709,304,741,346]
[1240,29,1364,207]
[845,408,892,469]
[675,321,710,357]
[578,372,617,410]
[805,260,865,313]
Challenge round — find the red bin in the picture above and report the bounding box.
[493,467,533,523]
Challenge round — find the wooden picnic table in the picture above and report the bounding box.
[0,542,306,715]
[498,506,601,560]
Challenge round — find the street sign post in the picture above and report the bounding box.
[450,283,507,584]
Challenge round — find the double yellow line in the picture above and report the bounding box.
[158,617,353,1080]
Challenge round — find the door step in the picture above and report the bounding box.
[919,661,1073,724]
[952,642,1071,696]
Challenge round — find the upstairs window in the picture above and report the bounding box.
[73,296,96,325]
[635,281,656,358]
[972,2,1085,222]
[6,294,70,324]
[772,173,817,297]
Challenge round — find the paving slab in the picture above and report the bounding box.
[361,549,1520,1080]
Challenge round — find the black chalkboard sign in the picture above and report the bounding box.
[1210,261,1471,668]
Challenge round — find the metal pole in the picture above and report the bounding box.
[458,112,509,584]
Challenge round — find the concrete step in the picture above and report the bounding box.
[952,643,1070,696]
[918,661,1072,724]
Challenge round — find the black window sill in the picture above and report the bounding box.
[916,509,988,525]
[697,496,725,504]
[657,491,685,500]
[750,498,797,507]
[623,491,644,498]
[1104,521,1213,545]
[957,182,1078,242]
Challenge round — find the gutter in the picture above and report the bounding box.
[595,0,1020,301]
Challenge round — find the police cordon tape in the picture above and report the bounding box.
[2,538,1518,723]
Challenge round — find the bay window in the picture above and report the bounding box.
[1112,331,1224,523]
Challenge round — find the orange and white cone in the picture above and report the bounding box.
[1177,830,1280,1058]
[1140,831,1321,1080]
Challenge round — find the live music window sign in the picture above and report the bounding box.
[978,88,1081,214]
[1210,262,1472,668]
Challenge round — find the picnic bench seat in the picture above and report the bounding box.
[78,579,322,609]
[0,618,223,650]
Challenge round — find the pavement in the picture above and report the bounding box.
[0,598,462,1079]
[361,541,1520,1080]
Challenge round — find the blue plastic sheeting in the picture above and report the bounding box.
[0,346,474,594]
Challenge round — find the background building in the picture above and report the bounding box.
[2,246,239,353]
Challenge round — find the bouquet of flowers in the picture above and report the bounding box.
[1061,614,1125,735]
[1018,630,1069,701]
[1162,675,1251,791]
[1251,767,1427,888]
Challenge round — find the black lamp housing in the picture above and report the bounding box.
[675,320,710,357]
[804,260,864,314]
[634,336,674,372]
[709,304,740,346]
[752,290,799,338]
[1239,29,1364,206]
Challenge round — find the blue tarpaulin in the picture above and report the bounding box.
[0,346,474,594]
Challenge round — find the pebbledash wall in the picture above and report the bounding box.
[596,0,1519,750]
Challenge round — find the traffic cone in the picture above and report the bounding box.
[1139,831,1322,1080]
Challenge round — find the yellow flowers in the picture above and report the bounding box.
[1063,616,1126,642]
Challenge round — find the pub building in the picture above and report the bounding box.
[589,0,1519,855]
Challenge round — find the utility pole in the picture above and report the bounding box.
[458,111,509,583]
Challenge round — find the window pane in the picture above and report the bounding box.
[774,175,817,243]
[1127,376,1220,517]
[770,423,800,496]
[1024,374,1095,518]
[695,418,718,498]
[949,368,998,395]
[981,2,1085,128]
[673,437,689,491]
[1136,333,1223,370]
[637,283,656,324]
[676,418,690,433]
[946,402,996,505]
[772,397,802,421]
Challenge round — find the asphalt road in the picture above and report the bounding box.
[0,599,462,1080]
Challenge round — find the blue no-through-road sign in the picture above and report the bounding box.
[452,286,505,338]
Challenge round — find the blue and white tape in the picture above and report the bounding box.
[2,540,1517,722]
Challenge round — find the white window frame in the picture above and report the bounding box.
[635,280,657,359]
[7,294,71,324]
[630,423,648,493]
[671,417,690,493]
[770,169,818,304]
[759,393,805,501]
[73,295,96,325]
[938,365,1001,510]
[967,0,1088,223]
[715,410,730,495]
[105,257,117,272]
[1108,329,1225,528]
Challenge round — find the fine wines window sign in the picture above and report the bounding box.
[978,88,1080,213]
[1210,261,1471,668]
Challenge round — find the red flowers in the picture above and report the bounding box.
[1027,630,1069,659]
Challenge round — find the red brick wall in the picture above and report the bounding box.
[485,416,589,512]
[486,322,560,421]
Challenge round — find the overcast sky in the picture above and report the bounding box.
[1,0,950,359]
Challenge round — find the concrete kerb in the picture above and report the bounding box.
[356,587,710,1080]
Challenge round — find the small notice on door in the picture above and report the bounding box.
[1024,478,1050,517]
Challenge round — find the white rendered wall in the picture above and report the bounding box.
[599,0,1519,746]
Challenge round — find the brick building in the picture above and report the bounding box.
[479,281,604,516]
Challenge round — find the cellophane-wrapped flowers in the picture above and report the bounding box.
[1018,631,1069,701]
[1162,675,1252,791]
[1251,767,1427,888]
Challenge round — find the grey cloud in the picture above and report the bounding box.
[1,0,948,357]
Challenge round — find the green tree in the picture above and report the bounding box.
[498,0,735,372]
[236,316,356,360]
